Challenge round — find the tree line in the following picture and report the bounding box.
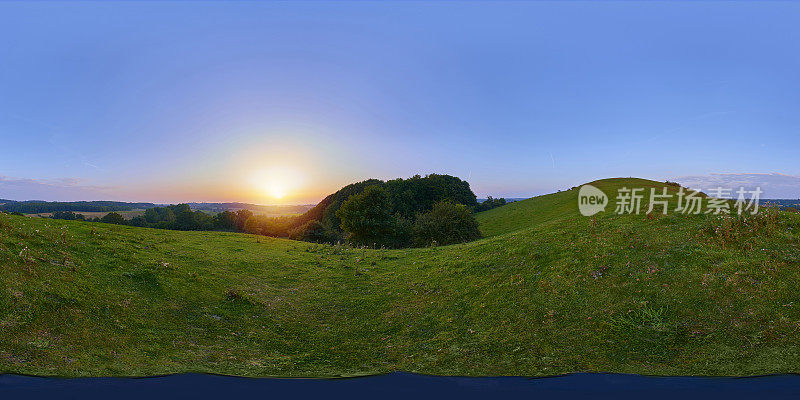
[1,200,156,214]
[47,174,511,248]
[475,196,507,212]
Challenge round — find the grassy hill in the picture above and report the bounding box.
[1,178,799,377]
[476,178,682,237]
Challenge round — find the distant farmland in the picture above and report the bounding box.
[27,204,316,220]
[26,210,148,220]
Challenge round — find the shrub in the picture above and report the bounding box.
[337,186,400,247]
[100,212,126,225]
[289,220,331,243]
[128,216,149,227]
[235,209,254,231]
[213,210,238,231]
[413,201,482,247]
[260,216,295,237]
[52,211,82,220]
[243,216,262,234]
[294,174,478,240]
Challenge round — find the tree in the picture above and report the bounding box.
[172,204,196,230]
[337,186,398,247]
[384,174,478,218]
[143,208,159,223]
[144,207,175,225]
[52,211,78,220]
[288,220,330,242]
[128,215,149,227]
[213,210,238,231]
[413,201,482,246]
[235,209,254,231]
[477,196,507,212]
[260,215,294,237]
[192,210,214,230]
[243,216,262,234]
[100,212,126,225]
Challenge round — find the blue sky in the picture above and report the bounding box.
[1,1,799,203]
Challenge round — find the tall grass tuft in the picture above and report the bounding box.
[701,206,782,244]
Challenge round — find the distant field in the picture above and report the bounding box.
[251,211,305,217]
[26,210,147,220]
[230,205,313,217]
[196,206,313,218]
[29,205,314,220]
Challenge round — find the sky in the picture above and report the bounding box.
[1,1,799,204]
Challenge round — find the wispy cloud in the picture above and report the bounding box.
[673,173,800,199]
[7,113,104,171]
[0,175,117,201]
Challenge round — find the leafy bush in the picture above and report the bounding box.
[337,186,406,247]
[213,210,238,231]
[413,201,482,247]
[384,174,478,219]
[289,220,332,243]
[234,209,254,232]
[243,216,262,234]
[242,215,295,237]
[294,174,478,241]
[100,212,126,225]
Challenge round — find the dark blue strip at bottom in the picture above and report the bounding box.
[2,372,799,400]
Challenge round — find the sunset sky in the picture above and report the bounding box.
[2,1,800,203]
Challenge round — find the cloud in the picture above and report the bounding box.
[673,173,800,199]
[0,176,118,202]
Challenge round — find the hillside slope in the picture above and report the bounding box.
[476,178,682,237]
[1,178,799,377]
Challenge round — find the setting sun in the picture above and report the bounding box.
[269,185,286,199]
[248,167,303,201]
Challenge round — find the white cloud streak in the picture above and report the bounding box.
[673,173,800,199]
[0,176,117,201]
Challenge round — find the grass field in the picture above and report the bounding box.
[2,178,800,377]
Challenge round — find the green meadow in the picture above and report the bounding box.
[1,178,799,377]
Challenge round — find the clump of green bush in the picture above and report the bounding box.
[335,186,481,248]
[288,220,335,243]
[413,201,482,247]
